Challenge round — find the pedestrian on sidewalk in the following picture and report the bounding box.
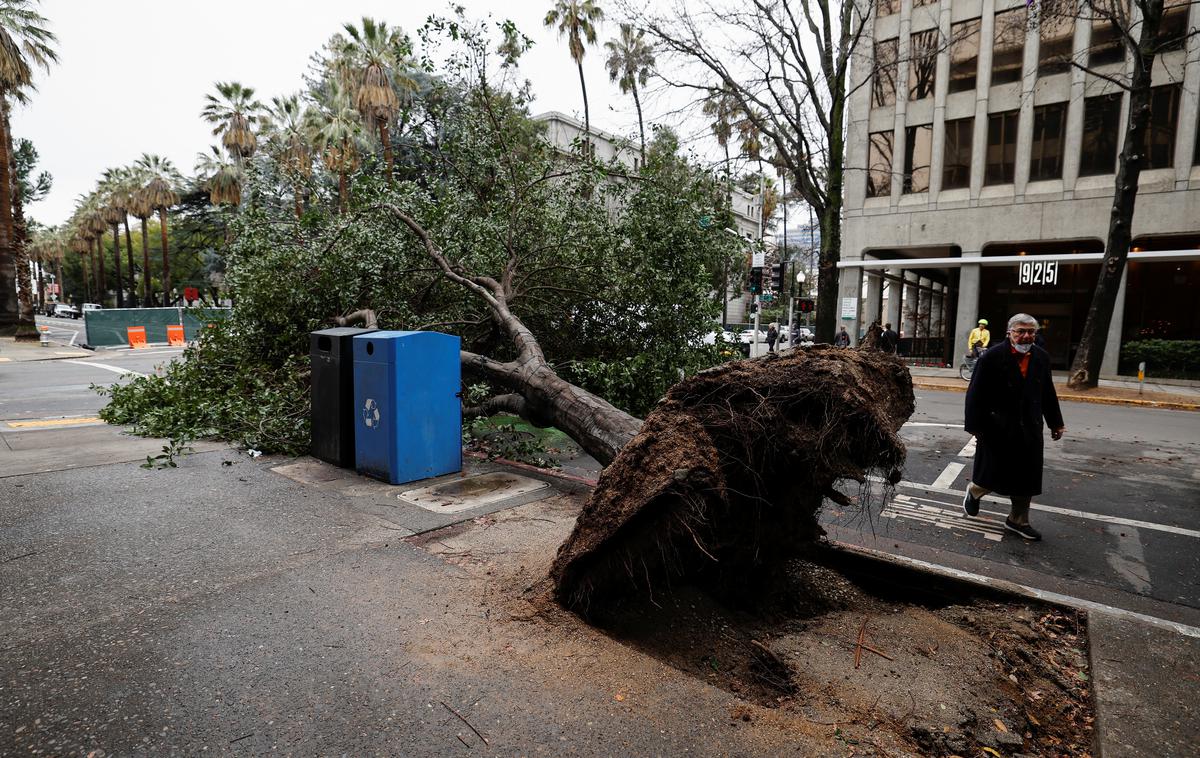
[834,327,850,348]
[767,323,778,353]
[880,322,899,353]
[962,313,1066,541]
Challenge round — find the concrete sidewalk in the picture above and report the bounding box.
[909,365,1200,411]
[0,335,91,362]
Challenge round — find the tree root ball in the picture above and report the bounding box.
[550,346,915,614]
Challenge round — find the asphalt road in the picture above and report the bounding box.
[822,387,1200,627]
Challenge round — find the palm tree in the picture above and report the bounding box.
[0,0,57,334]
[262,95,312,218]
[134,154,181,305]
[337,17,415,184]
[202,81,261,162]
[604,23,653,163]
[544,0,604,138]
[100,168,139,307]
[69,234,89,303]
[305,80,362,215]
[702,87,740,198]
[195,145,242,207]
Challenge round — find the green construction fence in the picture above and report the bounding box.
[83,307,231,347]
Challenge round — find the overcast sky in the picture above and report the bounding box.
[14,0,697,227]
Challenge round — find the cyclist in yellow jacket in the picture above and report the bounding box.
[967,319,991,355]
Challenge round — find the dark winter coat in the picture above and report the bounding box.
[880,328,899,353]
[964,340,1064,497]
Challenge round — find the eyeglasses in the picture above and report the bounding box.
[1011,328,1038,335]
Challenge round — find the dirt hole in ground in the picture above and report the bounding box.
[585,544,1095,756]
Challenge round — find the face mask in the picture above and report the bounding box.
[1012,342,1032,354]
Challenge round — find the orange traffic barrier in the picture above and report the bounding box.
[166,324,185,346]
[127,326,147,349]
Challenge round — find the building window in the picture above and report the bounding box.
[942,117,974,190]
[948,19,981,94]
[867,131,894,198]
[909,28,939,101]
[1038,13,1074,76]
[1079,92,1122,176]
[1144,84,1181,170]
[1089,11,1126,67]
[873,38,898,107]
[1029,102,1067,181]
[904,124,933,193]
[1157,0,1189,53]
[985,110,1019,185]
[876,0,899,17]
[991,7,1027,86]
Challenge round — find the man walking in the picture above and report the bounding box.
[880,322,899,353]
[962,313,1066,540]
[834,327,850,348]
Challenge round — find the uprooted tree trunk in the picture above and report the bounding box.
[383,205,643,467]
[551,345,915,614]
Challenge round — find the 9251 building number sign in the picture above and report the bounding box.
[1018,260,1058,286]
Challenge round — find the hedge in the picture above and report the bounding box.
[1119,340,1200,380]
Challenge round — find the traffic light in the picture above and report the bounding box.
[797,298,815,313]
[749,267,763,294]
[770,262,786,292]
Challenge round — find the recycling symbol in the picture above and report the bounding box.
[362,398,381,429]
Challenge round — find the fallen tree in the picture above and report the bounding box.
[552,345,913,612]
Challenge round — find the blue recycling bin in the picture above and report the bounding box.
[352,330,462,485]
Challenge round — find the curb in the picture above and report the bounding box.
[912,379,1200,412]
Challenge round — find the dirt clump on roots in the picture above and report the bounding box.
[550,345,914,612]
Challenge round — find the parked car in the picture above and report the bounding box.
[54,303,80,319]
[82,303,102,315]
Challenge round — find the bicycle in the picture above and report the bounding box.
[959,353,979,381]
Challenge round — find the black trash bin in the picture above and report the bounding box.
[310,327,376,467]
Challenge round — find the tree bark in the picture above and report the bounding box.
[383,204,642,465]
[158,207,171,306]
[139,216,151,306]
[1067,0,1163,390]
[632,84,646,163]
[379,120,393,185]
[94,236,106,307]
[577,60,590,138]
[12,157,37,339]
[123,216,138,307]
[111,224,124,308]
[0,99,16,331]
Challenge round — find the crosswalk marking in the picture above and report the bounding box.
[881,494,1004,541]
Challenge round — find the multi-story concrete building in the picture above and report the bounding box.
[536,111,766,325]
[839,0,1200,374]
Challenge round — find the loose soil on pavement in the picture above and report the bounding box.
[409,493,1095,756]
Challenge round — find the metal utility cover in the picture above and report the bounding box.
[399,472,550,514]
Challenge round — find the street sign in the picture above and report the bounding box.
[840,297,857,320]
[47,283,59,294]
[184,286,199,303]
[752,251,765,267]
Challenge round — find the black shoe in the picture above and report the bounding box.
[1005,519,1042,541]
[962,489,980,517]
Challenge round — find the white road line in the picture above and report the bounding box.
[957,437,977,457]
[834,542,1200,638]
[903,422,962,428]
[66,360,147,378]
[874,478,1200,539]
[883,496,1003,541]
[930,461,965,489]
[1106,525,1152,595]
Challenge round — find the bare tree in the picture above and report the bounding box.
[1050,0,1198,389]
[634,0,873,343]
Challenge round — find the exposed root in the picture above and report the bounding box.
[551,346,914,613]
